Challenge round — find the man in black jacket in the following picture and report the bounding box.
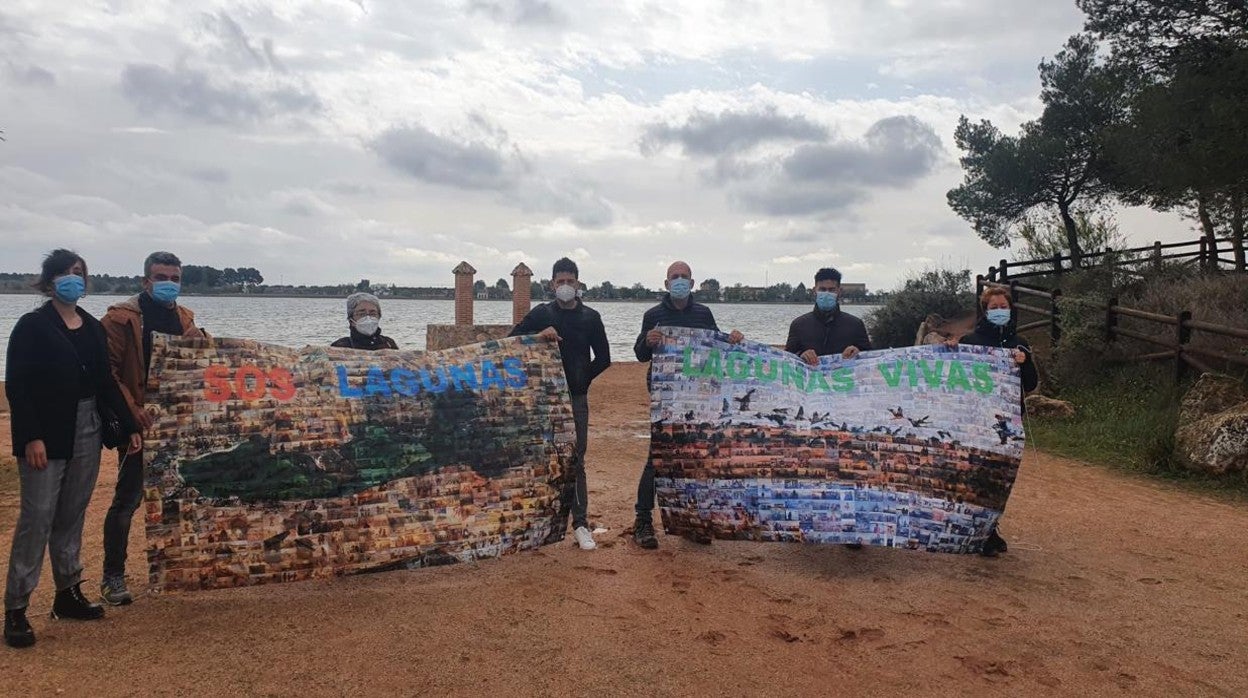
[509,257,611,551]
[785,267,871,363]
[632,261,743,549]
[785,266,871,549]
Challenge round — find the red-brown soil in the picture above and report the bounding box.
[1,365,1245,696]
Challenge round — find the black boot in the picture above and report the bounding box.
[4,608,36,648]
[51,582,105,621]
[980,528,1008,557]
[633,518,659,549]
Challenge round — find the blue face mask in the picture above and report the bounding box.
[150,280,181,304]
[986,308,1012,326]
[668,278,692,300]
[815,290,838,312]
[54,274,85,304]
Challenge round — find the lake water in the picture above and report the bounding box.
[0,294,877,375]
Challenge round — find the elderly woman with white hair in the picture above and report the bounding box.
[331,292,399,350]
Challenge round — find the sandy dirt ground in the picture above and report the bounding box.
[1,365,1246,696]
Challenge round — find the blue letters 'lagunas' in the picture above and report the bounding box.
[335,357,529,398]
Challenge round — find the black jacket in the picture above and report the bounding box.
[633,295,720,362]
[960,316,1040,395]
[509,300,610,396]
[6,302,139,459]
[331,329,399,351]
[785,307,872,357]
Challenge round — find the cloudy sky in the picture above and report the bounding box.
[0,0,1186,291]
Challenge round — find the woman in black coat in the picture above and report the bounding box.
[4,250,142,649]
[958,286,1040,558]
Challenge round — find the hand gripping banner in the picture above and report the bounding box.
[143,335,574,592]
[648,328,1025,553]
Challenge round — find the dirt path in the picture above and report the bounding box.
[1,364,1245,696]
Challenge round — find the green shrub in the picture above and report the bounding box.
[867,268,975,349]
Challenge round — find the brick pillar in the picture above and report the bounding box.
[453,261,476,326]
[511,262,533,325]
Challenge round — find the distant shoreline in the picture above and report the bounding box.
[0,290,883,306]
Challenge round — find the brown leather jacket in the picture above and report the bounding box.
[101,294,203,422]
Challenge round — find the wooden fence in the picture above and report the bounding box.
[976,236,1248,382]
[984,236,1242,285]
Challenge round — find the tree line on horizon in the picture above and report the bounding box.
[0,269,882,303]
[948,0,1247,271]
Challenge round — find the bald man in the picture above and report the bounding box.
[632,261,743,549]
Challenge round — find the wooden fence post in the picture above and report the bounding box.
[1153,241,1163,271]
[974,275,985,319]
[1106,297,1118,343]
[1050,288,1062,344]
[999,259,1010,282]
[1009,281,1019,309]
[987,266,997,283]
[1051,252,1063,279]
[1199,238,1208,271]
[1175,310,1193,383]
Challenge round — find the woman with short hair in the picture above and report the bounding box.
[331,292,398,350]
[5,249,142,648]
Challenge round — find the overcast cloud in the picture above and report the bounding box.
[0,1,1185,291]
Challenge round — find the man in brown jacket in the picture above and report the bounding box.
[99,251,204,605]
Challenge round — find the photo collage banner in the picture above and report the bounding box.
[143,335,574,592]
[648,328,1025,553]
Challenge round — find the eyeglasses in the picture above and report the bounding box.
[352,310,380,319]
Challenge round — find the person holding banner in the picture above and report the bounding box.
[785,267,872,364]
[331,292,399,350]
[957,285,1040,557]
[785,266,872,549]
[632,261,743,549]
[509,257,611,551]
[99,251,206,606]
[5,250,142,649]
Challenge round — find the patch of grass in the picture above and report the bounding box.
[1027,365,1248,498]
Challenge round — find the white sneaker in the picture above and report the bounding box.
[573,526,597,550]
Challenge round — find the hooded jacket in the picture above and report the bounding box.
[101,294,204,423]
[784,306,872,358]
[959,315,1040,396]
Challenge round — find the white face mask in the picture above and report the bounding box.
[354,316,380,336]
[554,284,577,303]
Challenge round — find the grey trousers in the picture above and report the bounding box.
[5,398,102,610]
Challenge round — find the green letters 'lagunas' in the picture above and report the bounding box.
[681,348,994,394]
[681,347,855,393]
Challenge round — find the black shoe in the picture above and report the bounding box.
[51,582,105,621]
[980,530,1008,558]
[4,608,35,648]
[633,519,659,550]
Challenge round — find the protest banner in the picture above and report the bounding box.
[142,335,574,592]
[649,328,1024,553]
